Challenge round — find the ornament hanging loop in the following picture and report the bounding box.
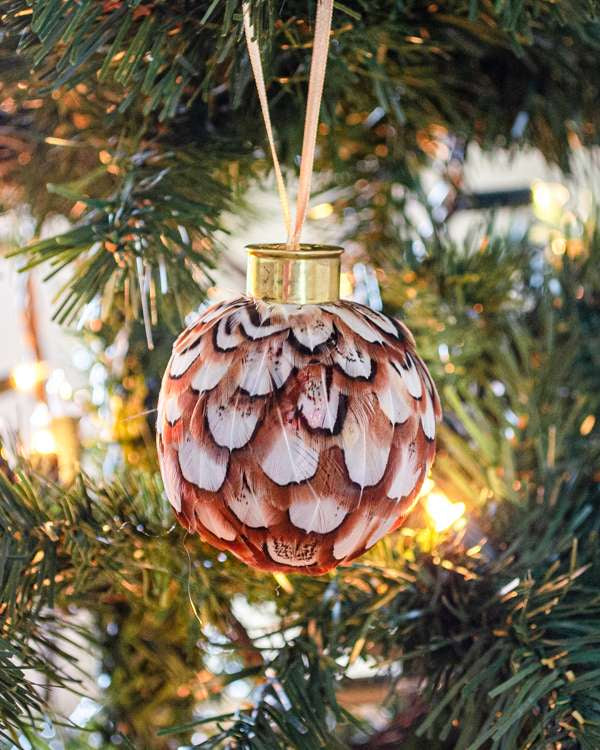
[242,0,334,250]
[242,3,291,240]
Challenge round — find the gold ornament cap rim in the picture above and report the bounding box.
[246,243,343,305]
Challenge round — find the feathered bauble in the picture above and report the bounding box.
[157,245,441,574]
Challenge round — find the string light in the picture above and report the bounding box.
[421,479,466,532]
[30,427,57,455]
[580,415,595,436]
[11,361,48,392]
[531,181,570,224]
[308,202,334,220]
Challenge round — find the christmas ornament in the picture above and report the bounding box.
[156,0,441,573]
[157,245,441,573]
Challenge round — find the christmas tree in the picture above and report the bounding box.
[1,1,600,748]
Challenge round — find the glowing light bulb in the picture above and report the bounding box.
[580,415,595,436]
[308,202,334,220]
[31,427,56,455]
[531,181,570,224]
[422,479,466,532]
[11,361,48,392]
[272,572,294,594]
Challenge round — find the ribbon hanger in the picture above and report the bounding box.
[242,0,334,251]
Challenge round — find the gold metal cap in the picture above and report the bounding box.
[246,243,343,304]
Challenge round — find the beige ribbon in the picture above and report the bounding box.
[242,0,334,251]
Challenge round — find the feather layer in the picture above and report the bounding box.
[157,296,441,574]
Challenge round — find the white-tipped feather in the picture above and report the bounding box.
[342,407,391,488]
[196,503,237,540]
[269,341,294,388]
[360,307,398,336]
[239,308,288,339]
[291,309,333,350]
[377,362,411,424]
[395,356,423,399]
[387,443,420,499]
[323,303,383,343]
[260,409,319,485]
[239,345,273,396]
[165,396,182,424]
[228,482,281,527]
[175,326,203,352]
[200,302,228,324]
[289,495,347,533]
[215,316,245,350]
[191,358,230,392]
[206,393,261,450]
[333,337,372,379]
[365,516,396,548]
[421,389,436,439]
[298,370,340,431]
[178,435,228,491]
[170,346,202,377]
[333,516,368,559]
[158,450,182,512]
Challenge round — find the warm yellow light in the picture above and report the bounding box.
[551,236,566,256]
[272,571,294,594]
[580,414,596,436]
[11,361,47,392]
[423,482,466,532]
[339,272,354,299]
[308,202,334,220]
[566,238,586,259]
[31,428,56,455]
[531,181,570,224]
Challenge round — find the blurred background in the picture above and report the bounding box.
[2,2,600,748]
